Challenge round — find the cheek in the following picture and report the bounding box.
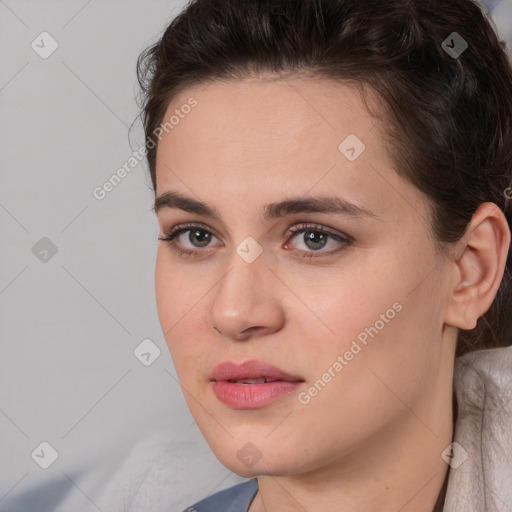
[155,251,189,354]
[155,249,174,332]
[155,249,209,380]
[295,259,404,361]
[155,249,193,326]
[298,247,440,408]
[288,301,436,462]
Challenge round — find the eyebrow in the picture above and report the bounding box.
[153,190,380,221]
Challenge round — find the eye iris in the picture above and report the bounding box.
[190,229,211,247]
[305,231,327,250]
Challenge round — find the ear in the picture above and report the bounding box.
[444,202,511,330]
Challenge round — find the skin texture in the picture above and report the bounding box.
[153,77,510,512]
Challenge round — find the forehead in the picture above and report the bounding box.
[154,77,428,225]
[157,78,378,178]
[162,77,377,147]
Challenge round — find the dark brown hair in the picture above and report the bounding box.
[136,0,512,356]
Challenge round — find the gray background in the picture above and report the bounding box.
[1,1,511,511]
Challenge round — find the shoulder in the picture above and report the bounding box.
[454,345,512,405]
[446,346,512,510]
[182,478,259,512]
[453,345,512,431]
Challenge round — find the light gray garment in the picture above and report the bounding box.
[444,345,512,511]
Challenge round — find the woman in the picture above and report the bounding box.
[136,0,512,510]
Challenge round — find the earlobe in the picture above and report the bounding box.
[444,202,511,331]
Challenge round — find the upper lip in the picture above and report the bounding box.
[211,360,304,382]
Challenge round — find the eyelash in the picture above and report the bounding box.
[157,222,353,260]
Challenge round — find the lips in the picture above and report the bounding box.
[210,360,305,409]
[211,359,304,384]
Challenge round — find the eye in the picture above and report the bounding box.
[158,222,353,259]
[284,223,353,259]
[158,223,220,258]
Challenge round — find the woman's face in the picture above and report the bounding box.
[154,77,456,477]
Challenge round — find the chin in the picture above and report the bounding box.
[205,435,303,478]
[221,457,293,478]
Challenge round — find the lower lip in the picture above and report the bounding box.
[211,380,303,409]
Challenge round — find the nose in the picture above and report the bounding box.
[208,254,285,342]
